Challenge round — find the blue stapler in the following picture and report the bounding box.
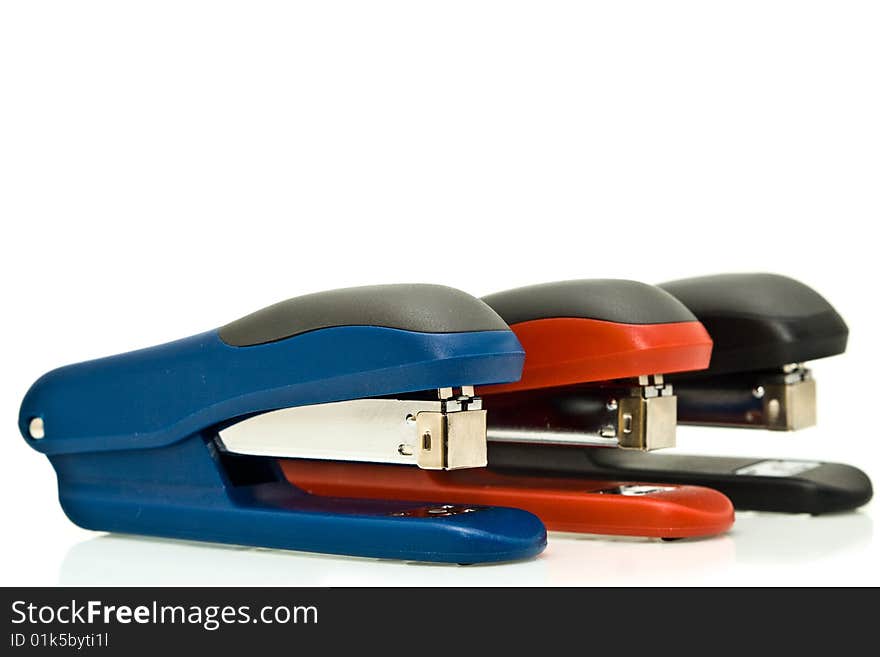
[18,284,547,563]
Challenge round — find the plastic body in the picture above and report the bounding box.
[489,444,873,514]
[19,286,548,563]
[50,436,546,563]
[478,280,712,394]
[659,274,848,375]
[21,327,523,457]
[281,460,735,538]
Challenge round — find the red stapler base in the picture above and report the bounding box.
[281,460,735,539]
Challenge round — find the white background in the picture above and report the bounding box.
[1,1,877,586]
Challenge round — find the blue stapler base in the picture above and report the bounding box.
[50,434,547,564]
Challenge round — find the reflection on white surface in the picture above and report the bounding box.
[58,509,872,586]
[729,511,873,564]
[59,534,552,587]
[541,532,736,585]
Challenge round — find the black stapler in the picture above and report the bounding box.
[488,274,873,514]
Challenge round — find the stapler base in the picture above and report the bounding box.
[489,444,873,514]
[49,434,547,563]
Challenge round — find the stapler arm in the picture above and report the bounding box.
[478,279,713,451]
[660,273,848,431]
[218,387,487,470]
[484,376,675,450]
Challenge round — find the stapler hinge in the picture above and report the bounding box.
[216,387,488,470]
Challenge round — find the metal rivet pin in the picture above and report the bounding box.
[29,417,45,440]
